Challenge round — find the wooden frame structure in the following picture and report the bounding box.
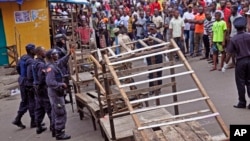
[89,37,229,141]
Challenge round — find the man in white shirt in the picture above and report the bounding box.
[170,10,185,55]
[183,4,195,54]
[152,9,164,33]
[120,11,130,30]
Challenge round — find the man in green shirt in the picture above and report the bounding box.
[211,12,227,71]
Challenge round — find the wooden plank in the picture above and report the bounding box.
[118,64,184,80]
[186,121,213,141]
[93,77,106,96]
[154,130,167,141]
[110,46,170,62]
[116,62,172,77]
[89,55,102,69]
[161,126,185,141]
[109,48,179,66]
[170,39,230,137]
[107,82,175,100]
[173,123,202,141]
[120,71,193,88]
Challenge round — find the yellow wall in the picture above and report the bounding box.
[0,0,50,56]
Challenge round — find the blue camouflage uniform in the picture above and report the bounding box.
[46,53,70,133]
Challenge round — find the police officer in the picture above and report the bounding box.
[33,47,52,134]
[146,23,164,99]
[53,44,71,104]
[224,17,250,109]
[45,49,71,140]
[12,44,37,128]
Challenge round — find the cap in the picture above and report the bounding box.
[188,4,193,8]
[233,17,247,28]
[113,28,120,33]
[26,44,35,51]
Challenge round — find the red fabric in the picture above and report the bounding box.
[75,27,93,44]
[199,0,206,8]
[218,7,231,28]
[150,2,161,15]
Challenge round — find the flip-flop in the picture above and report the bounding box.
[210,68,216,71]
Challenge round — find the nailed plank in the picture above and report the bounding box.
[186,121,213,141]
[173,123,202,141]
[161,126,185,141]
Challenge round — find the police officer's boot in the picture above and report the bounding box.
[50,126,56,137]
[12,114,26,129]
[36,123,47,134]
[56,129,71,140]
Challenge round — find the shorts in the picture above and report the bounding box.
[212,42,224,53]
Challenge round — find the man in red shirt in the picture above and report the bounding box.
[75,20,93,45]
[150,0,161,15]
[218,0,231,29]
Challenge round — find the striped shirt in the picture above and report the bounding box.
[204,19,214,42]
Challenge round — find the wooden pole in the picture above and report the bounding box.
[170,39,230,137]
[131,97,209,114]
[138,113,219,130]
[104,54,149,141]
[89,55,102,69]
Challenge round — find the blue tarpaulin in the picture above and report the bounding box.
[0,0,23,4]
[48,0,89,5]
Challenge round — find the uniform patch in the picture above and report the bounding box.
[46,67,52,72]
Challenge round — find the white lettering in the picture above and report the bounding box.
[234,129,247,136]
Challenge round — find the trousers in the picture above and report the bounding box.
[35,85,52,127]
[48,88,67,131]
[17,86,35,120]
[235,57,250,106]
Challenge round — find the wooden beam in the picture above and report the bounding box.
[91,38,149,53]
[120,71,194,88]
[116,62,173,76]
[110,46,170,63]
[109,42,170,59]
[93,77,106,96]
[170,39,230,137]
[130,88,198,104]
[109,48,179,66]
[97,48,102,61]
[138,39,148,47]
[106,82,175,100]
[142,109,211,125]
[89,55,102,70]
[118,64,184,80]
[107,47,116,57]
[104,54,149,141]
[131,97,209,114]
[138,113,219,130]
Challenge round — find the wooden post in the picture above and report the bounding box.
[102,61,116,140]
[104,54,149,141]
[170,39,230,137]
